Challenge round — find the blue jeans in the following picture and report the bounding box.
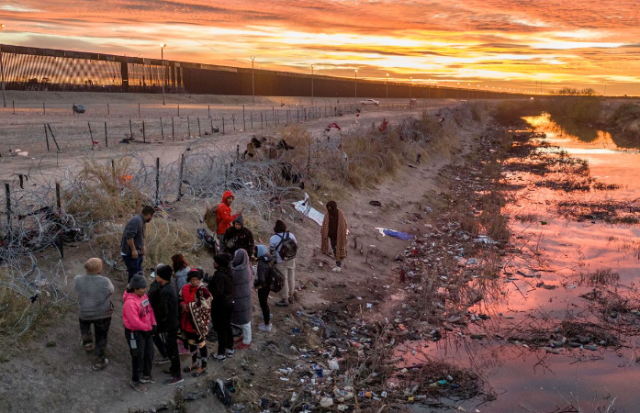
[122,255,143,282]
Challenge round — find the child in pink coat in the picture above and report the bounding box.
[123,274,157,393]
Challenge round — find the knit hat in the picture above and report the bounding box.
[214,254,231,268]
[130,274,147,290]
[84,258,103,275]
[156,265,173,281]
[274,219,286,233]
[187,268,204,281]
[233,215,244,226]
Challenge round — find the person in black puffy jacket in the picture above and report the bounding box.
[253,245,272,332]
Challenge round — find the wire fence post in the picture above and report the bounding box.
[160,118,164,140]
[172,117,175,140]
[187,116,191,138]
[88,122,94,150]
[47,124,60,152]
[44,124,50,152]
[12,100,15,114]
[142,121,146,143]
[155,158,160,207]
[222,116,225,134]
[104,122,108,147]
[177,153,185,201]
[5,183,12,241]
[177,104,180,117]
[243,105,246,131]
[138,103,141,117]
[197,117,201,136]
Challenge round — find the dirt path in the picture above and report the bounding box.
[0,97,482,413]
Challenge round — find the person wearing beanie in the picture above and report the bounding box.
[179,269,212,377]
[222,215,255,259]
[253,245,273,332]
[321,201,348,272]
[123,274,157,393]
[148,265,183,385]
[73,258,114,371]
[208,253,235,361]
[269,220,298,307]
[216,191,244,246]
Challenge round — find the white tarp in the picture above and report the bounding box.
[293,193,324,226]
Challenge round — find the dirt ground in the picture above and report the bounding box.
[0,92,481,413]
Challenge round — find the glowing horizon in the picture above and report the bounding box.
[1,0,639,95]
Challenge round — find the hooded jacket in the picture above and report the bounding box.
[230,249,253,325]
[254,245,271,289]
[208,267,234,309]
[122,290,156,332]
[223,215,255,258]
[216,191,240,235]
[148,280,179,332]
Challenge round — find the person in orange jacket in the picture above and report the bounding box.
[216,191,243,246]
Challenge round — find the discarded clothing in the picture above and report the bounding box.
[376,227,415,240]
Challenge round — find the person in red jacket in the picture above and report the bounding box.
[216,191,243,246]
[180,269,212,377]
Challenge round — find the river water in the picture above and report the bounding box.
[403,114,640,412]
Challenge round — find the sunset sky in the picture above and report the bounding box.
[1,0,639,95]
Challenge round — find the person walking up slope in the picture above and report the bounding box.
[321,201,348,272]
[73,258,114,371]
[123,274,157,392]
[180,269,212,377]
[270,220,297,306]
[254,245,273,332]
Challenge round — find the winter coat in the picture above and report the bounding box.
[122,291,156,332]
[73,273,114,320]
[216,191,239,235]
[321,208,348,261]
[230,249,253,325]
[254,245,271,289]
[223,215,254,258]
[179,283,199,334]
[208,267,234,309]
[174,266,191,291]
[148,280,179,332]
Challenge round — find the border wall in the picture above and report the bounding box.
[0,44,519,99]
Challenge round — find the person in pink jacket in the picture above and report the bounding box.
[123,274,157,393]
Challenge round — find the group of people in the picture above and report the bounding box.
[73,191,349,393]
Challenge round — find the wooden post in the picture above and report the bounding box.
[187,116,191,137]
[210,118,214,133]
[5,183,11,240]
[88,122,94,150]
[138,103,141,117]
[44,124,50,152]
[47,124,60,152]
[155,158,160,207]
[232,114,235,131]
[242,105,246,131]
[222,116,225,134]
[172,117,175,140]
[55,182,61,209]
[177,104,180,117]
[177,153,185,200]
[104,122,108,147]
[197,117,201,136]
[160,118,164,140]
[12,100,15,114]
[142,121,146,143]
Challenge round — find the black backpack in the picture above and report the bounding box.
[267,261,284,293]
[276,232,298,261]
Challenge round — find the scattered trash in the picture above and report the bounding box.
[369,200,382,207]
[293,193,324,226]
[376,227,415,240]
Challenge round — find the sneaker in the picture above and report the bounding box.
[164,377,184,386]
[258,323,272,332]
[140,376,156,384]
[92,358,108,371]
[276,299,289,307]
[226,349,235,358]
[192,366,207,377]
[212,354,226,362]
[332,266,342,273]
[154,357,170,365]
[130,380,148,393]
[236,342,251,350]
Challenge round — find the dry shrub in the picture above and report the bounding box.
[0,284,32,344]
[65,158,150,222]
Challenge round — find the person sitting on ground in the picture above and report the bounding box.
[171,254,191,291]
[73,258,114,371]
[180,269,212,377]
[254,245,273,332]
[149,265,183,386]
[269,220,298,307]
[216,191,243,247]
[321,201,348,272]
[223,215,255,259]
[230,249,253,349]
[121,206,155,283]
[123,274,157,393]
[208,253,235,361]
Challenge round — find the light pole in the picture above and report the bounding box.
[385,73,389,99]
[354,69,358,103]
[0,24,6,108]
[311,64,314,105]
[160,44,166,105]
[251,56,256,104]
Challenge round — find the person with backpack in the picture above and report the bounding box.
[269,220,298,307]
[208,254,235,361]
[230,249,253,349]
[253,245,273,332]
[149,265,183,385]
[222,216,255,259]
[73,258,114,371]
[123,274,157,393]
[179,269,212,377]
[321,201,348,272]
[214,191,243,247]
